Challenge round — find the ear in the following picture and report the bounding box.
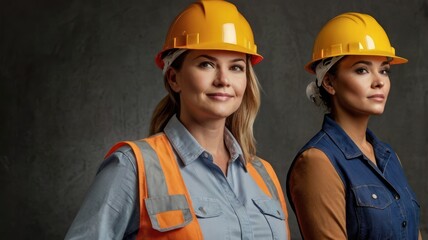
[166,68,181,93]
[321,74,335,95]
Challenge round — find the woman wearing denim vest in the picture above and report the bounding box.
[286,12,422,239]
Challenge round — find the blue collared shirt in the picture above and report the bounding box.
[65,116,287,240]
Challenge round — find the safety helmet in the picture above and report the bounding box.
[155,0,262,69]
[305,12,407,73]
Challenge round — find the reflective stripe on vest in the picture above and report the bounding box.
[250,158,279,200]
[133,140,194,232]
[106,133,288,239]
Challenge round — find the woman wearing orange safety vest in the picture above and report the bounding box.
[65,0,290,239]
[287,12,422,239]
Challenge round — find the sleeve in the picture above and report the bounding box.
[288,148,347,240]
[64,147,139,240]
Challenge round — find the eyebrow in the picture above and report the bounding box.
[193,54,246,63]
[351,60,391,67]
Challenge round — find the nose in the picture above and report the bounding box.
[372,73,386,89]
[214,69,230,87]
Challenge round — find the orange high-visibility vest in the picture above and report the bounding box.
[106,133,289,239]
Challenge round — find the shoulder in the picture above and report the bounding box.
[304,130,330,147]
[300,148,330,163]
[249,157,282,188]
[100,135,173,174]
[292,148,334,173]
[293,130,334,160]
[253,156,271,167]
[251,156,278,176]
[288,148,342,188]
[100,144,138,174]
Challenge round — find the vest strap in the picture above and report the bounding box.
[132,140,193,232]
[134,140,168,197]
[252,158,279,200]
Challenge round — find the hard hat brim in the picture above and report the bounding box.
[304,53,408,74]
[156,44,263,69]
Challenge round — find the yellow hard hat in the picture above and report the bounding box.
[305,12,408,73]
[155,0,262,69]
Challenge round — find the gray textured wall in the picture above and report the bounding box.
[1,0,427,239]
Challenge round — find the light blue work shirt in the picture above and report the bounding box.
[65,116,287,240]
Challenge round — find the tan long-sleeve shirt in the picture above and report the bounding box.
[288,148,423,240]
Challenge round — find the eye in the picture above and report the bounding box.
[198,61,215,69]
[380,68,391,76]
[355,67,368,74]
[230,64,245,72]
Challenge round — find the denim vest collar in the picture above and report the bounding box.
[322,115,392,167]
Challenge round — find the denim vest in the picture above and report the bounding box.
[290,115,420,239]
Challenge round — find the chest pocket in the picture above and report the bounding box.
[192,197,228,239]
[192,197,223,219]
[253,198,286,240]
[351,185,394,239]
[352,185,392,209]
[253,198,285,220]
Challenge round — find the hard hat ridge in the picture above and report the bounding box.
[155,0,262,69]
[305,12,407,73]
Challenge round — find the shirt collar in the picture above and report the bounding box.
[322,114,391,161]
[164,115,246,167]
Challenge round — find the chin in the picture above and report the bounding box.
[206,110,235,119]
[212,107,240,118]
[371,109,385,115]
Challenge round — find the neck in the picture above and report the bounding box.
[179,115,230,174]
[331,110,377,164]
[330,109,369,146]
[180,115,225,148]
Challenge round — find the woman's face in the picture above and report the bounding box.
[327,55,391,117]
[168,50,247,123]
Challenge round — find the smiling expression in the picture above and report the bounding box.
[168,50,248,123]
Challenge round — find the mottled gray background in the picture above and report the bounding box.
[1,0,427,239]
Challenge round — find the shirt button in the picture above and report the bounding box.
[371,194,378,199]
[394,195,400,200]
[203,152,209,158]
[402,221,407,228]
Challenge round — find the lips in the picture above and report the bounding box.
[207,92,233,97]
[367,94,385,101]
[206,92,233,100]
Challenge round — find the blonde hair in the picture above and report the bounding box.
[149,53,261,162]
